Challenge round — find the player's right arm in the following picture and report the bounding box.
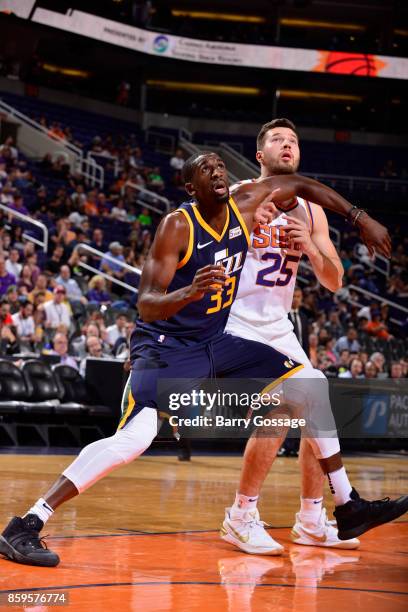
[137,212,227,323]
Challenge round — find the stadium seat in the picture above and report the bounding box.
[0,360,30,415]
[53,364,112,417]
[21,360,62,413]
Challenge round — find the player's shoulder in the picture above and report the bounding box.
[158,204,192,234]
[230,178,259,194]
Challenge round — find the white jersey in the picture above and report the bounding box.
[227,181,314,346]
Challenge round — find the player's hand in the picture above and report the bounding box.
[186,265,228,301]
[253,190,280,226]
[282,215,314,255]
[357,213,391,258]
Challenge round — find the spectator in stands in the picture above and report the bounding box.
[8,194,29,216]
[106,313,128,347]
[390,361,404,379]
[12,296,37,351]
[29,274,53,304]
[170,148,185,172]
[0,257,16,296]
[112,321,135,359]
[48,122,65,140]
[364,361,378,379]
[6,285,19,314]
[5,248,22,279]
[0,298,13,326]
[79,336,110,376]
[26,252,40,285]
[84,190,99,217]
[334,326,361,356]
[18,264,35,293]
[400,359,408,378]
[86,275,111,305]
[380,159,397,178]
[111,198,128,222]
[138,208,152,228]
[147,167,165,192]
[339,357,364,379]
[71,184,87,208]
[46,245,66,276]
[365,309,393,340]
[0,137,18,161]
[131,147,145,169]
[90,228,106,252]
[337,349,351,375]
[0,322,18,355]
[56,265,86,305]
[50,332,78,369]
[370,352,388,379]
[321,337,337,365]
[325,308,344,339]
[101,242,125,280]
[42,286,72,330]
[54,219,77,250]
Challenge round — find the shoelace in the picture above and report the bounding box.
[368,496,390,508]
[239,513,270,530]
[23,530,50,550]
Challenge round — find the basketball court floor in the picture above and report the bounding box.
[1,453,407,611]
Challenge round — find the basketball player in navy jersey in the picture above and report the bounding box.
[1,152,402,568]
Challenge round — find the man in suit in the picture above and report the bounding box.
[289,287,310,358]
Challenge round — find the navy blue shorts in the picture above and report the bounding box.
[118,329,303,429]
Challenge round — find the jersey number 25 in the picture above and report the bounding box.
[256,254,300,288]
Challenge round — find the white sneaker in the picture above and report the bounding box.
[220,507,284,555]
[291,508,360,549]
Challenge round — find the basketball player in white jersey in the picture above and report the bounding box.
[221,118,359,553]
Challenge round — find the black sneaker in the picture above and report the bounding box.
[334,488,408,540]
[0,514,59,567]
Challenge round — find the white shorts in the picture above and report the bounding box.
[226,322,312,368]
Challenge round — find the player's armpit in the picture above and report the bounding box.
[137,212,191,322]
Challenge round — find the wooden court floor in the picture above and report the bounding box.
[0,453,407,611]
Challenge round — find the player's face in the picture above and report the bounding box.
[188,154,230,204]
[257,127,300,175]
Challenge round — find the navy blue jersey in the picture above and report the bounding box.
[136,197,250,342]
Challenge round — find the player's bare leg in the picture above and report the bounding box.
[0,407,158,567]
[221,419,287,555]
[290,440,360,549]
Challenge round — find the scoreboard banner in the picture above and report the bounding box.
[3,3,408,81]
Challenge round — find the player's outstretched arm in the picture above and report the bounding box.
[234,174,391,258]
[137,213,227,322]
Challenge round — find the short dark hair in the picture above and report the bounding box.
[256,118,298,151]
[182,151,215,183]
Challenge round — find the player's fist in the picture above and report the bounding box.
[187,264,228,301]
[356,213,391,258]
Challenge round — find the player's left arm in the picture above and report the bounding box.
[284,205,343,293]
[234,175,391,258]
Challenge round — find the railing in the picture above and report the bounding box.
[74,243,141,294]
[348,284,407,327]
[301,172,408,195]
[179,127,192,142]
[145,129,175,155]
[178,137,239,184]
[123,181,170,215]
[220,142,259,178]
[0,98,104,188]
[0,204,48,252]
[87,151,120,178]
